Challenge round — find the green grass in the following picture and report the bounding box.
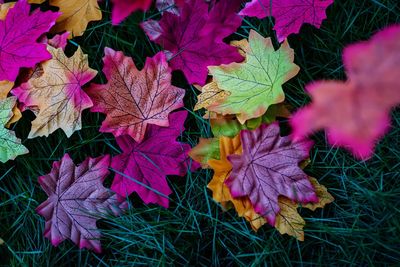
[1,0,400,265]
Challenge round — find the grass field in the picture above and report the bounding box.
[1,0,400,266]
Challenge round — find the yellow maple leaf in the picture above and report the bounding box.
[12,46,97,138]
[50,0,102,38]
[275,178,334,241]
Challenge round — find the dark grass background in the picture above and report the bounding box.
[1,0,400,265]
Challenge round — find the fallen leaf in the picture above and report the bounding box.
[0,81,14,100]
[0,2,14,19]
[87,48,185,143]
[291,25,400,159]
[226,123,317,226]
[274,197,305,241]
[210,104,291,138]
[12,46,97,138]
[49,0,102,38]
[208,30,299,123]
[275,177,334,240]
[239,0,334,42]
[48,32,70,50]
[188,137,220,168]
[5,103,22,127]
[111,111,199,207]
[194,81,230,111]
[0,0,59,81]
[0,97,28,163]
[141,0,243,85]
[111,0,152,25]
[208,135,267,230]
[36,154,127,253]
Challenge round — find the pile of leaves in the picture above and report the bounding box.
[0,0,399,254]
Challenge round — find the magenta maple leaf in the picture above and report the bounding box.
[239,0,334,42]
[111,111,200,208]
[141,0,244,85]
[226,123,318,226]
[0,0,59,81]
[111,0,152,25]
[36,154,127,253]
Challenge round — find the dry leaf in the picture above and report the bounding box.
[50,0,102,38]
[12,46,97,138]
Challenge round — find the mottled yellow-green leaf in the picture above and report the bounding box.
[0,97,28,163]
[208,30,299,124]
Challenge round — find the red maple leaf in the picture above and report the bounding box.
[141,0,244,85]
[87,48,185,143]
[111,111,200,208]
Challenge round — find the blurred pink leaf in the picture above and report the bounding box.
[291,25,400,159]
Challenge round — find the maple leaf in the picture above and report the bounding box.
[188,137,220,168]
[48,32,70,50]
[12,46,97,138]
[239,0,334,42]
[49,0,102,38]
[208,30,300,123]
[36,154,127,253]
[0,81,14,100]
[87,48,185,143]
[291,25,400,159]
[156,0,183,15]
[0,97,28,163]
[226,123,317,226]
[207,134,267,230]
[111,111,199,208]
[0,2,14,19]
[0,0,59,82]
[194,81,230,111]
[275,177,333,240]
[111,0,152,25]
[141,0,243,85]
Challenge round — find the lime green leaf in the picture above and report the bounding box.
[208,30,299,124]
[0,97,28,163]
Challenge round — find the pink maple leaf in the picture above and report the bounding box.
[111,111,200,208]
[239,0,334,42]
[291,25,400,159]
[0,0,59,81]
[141,0,244,85]
[36,154,127,253]
[111,0,152,25]
[226,123,317,226]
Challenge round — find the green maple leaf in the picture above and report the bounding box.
[0,97,28,163]
[208,30,300,124]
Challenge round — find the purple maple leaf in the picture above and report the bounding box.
[0,0,59,81]
[141,0,244,85]
[111,111,200,208]
[239,0,334,42]
[36,154,127,253]
[226,123,318,226]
